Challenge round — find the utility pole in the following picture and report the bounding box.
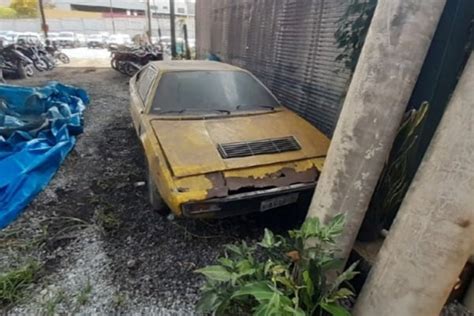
[305,0,446,264]
[183,23,191,60]
[109,0,116,34]
[38,0,48,38]
[354,52,474,316]
[146,0,152,42]
[169,0,177,58]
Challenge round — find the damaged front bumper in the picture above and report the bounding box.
[181,182,315,218]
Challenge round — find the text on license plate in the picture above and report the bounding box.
[260,193,299,212]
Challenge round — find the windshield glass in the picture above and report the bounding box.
[151,70,280,114]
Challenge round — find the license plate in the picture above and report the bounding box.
[260,193,299,212]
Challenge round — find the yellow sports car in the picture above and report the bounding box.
[129,61,330,218]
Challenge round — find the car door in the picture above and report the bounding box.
[130,66,157,137]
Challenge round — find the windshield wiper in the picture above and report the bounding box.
[235,105,275,111]
[212,109,231,115]
[156,109,187,115]
[156,108,231,115]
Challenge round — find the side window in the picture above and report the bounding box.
[137,67,157,104]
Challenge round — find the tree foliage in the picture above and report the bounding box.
[0,6,17,18]
[10,0,37,18]
[335,0,377,73]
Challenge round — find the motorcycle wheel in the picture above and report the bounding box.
[25,64,34,77]
[34,59,48,72]
[124,63,140,76]
[57,53,70,64]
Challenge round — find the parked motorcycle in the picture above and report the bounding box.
[110,44,163,76]
[16,43,49,72]
[45,40,70,64]
[0,44,34,79]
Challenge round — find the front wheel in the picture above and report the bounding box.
[57,53,70,64]
[33,59,47,72]
[147,165,169,216]
[25,64,34,77]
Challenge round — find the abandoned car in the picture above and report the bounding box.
[129,60,330,218]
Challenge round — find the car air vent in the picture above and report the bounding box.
[217,136,301,159]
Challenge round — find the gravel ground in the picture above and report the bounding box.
[1,64,472,315]
[0,66,302,315]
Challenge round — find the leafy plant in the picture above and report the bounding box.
[335,0,377,73]
[196,215,358,315]
[359,102,429,241]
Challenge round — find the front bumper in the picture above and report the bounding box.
[181,183,315,218]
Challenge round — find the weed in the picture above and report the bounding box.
[113,292,126,308]
[96,209,121,231]
[0,260,41,307]
[42,290,66,316]
[76,279,93,306]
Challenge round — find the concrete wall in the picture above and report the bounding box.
[196,0,351,136]
[0,16,195,38]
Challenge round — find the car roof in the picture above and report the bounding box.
[150,60,244,72]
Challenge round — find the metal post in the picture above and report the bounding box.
[169,0,177,58]
[183,23,191,60]
[109,0,116,34]
[38,0,48,38]
[146,0,152,42]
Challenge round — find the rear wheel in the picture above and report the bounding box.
[147,164,169,216]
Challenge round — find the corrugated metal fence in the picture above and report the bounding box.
[196,0,351,136]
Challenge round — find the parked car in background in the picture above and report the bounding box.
[76,33,87,47]
[87,34,107,48]
[129,61,330,218]
[0,35,11,46]
[106,34,132,48]
[16,33,43,45]
[46,32,60,45]
[57,32,79,48]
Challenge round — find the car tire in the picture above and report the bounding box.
[147,164,169,215]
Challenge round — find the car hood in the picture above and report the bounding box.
[150,109,330,177]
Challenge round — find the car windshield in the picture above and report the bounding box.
[151,70,280,114]
[59,32,74,38]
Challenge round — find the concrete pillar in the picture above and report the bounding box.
[306,0,446,262]
[354,53,474,316]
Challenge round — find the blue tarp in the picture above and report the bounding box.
[0,82,89,229]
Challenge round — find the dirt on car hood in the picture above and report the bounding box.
[150,109,330,178]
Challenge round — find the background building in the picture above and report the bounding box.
[0,0,195,38]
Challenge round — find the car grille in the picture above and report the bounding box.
[217,136,301,159]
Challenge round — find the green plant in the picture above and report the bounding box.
[42,290,66,316]
[10,0,37,17]
[359,102,429,241]
[196,215,358,315]
[76,279,92,306]
[0,6,17,18]
[0,260,41,306]
[335,0,377,73]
